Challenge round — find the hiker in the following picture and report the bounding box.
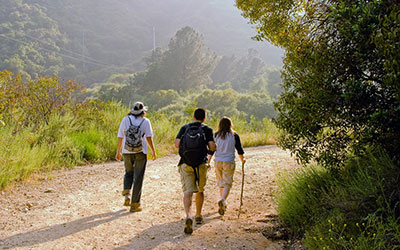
[174,108,216,234]
[115,101,157,212]
[208,116,245,216]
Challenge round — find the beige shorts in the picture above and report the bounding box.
[178,163,207,193]
[215,161,235,188]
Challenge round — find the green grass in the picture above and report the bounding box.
[0,102,279,189]
[275,150,400,249]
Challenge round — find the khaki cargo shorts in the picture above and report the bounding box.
[178,163,207,193]
[215,161,236,188]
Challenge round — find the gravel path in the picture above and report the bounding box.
[0,145,300,250]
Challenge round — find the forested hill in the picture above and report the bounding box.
[0,0,283,84]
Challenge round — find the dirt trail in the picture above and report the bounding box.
[0,145,300,250]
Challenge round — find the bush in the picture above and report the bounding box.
[275,150,400,248]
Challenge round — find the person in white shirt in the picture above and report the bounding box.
[115,102,157,212]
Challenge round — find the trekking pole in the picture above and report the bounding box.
[238,161,245,218]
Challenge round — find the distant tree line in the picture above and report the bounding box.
[87,26,281,120]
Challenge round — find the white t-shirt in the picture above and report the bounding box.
[117,115,153,154]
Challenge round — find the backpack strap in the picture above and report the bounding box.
[127,116,133,126]
[138,118,145,128]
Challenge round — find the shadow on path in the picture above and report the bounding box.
[1,209,129,249]
[114,212,220,250]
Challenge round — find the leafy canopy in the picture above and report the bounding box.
[237,0,400,167]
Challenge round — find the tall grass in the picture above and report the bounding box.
[1,102,278,189]
[275,150,400,249]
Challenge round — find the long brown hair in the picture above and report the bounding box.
[215,116,234,139]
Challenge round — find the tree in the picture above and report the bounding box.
[236,0,400,167]
[211,49,266,92]
[141,26,217,91]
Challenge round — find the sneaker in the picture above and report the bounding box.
[129,202,142,212]
[124,197,131,206]
[218,199,226,215]
[184,218,193,234]
[195,216,204,225]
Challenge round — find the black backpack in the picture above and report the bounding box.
[124,116,145,153]
[179,123,207,168]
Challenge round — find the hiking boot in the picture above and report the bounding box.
[195,216,204,225]
[129,202,142,212]
[184,218,193,234]
[218,199,226,215]
[124,197,131,206]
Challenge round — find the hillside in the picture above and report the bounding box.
[1,0,283,84]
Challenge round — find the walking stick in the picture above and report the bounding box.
[238,161,245,218]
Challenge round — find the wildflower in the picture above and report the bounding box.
[343,224,347,227]
[356,223,359,227]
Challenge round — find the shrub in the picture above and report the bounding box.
[275,150,400,248]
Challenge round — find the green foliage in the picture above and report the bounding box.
[210,49,275,93]
[0,70,81,127]
[276,150,400,248]
[0,0,67,79]
[237,92,275,120]
[142,89,181,111]
[238,0,400,167]
[1,71,278,189]
[135,26,217,92]
[0,124,48,188]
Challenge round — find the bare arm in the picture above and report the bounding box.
[208,141,216,152]
[174,138,180,148]
[238,154,246,164]
[115,137,123,161]
[146,137,157,160]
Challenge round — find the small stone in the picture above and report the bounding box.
[44,188,54,193]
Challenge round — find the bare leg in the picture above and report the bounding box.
[195,192,204,217]
[183,191,193,218]
[222,186,231,201]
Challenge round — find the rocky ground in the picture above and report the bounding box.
[0,145,304,250]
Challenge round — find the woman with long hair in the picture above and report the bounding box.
[209,116,245,215]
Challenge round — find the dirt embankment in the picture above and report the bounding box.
[0,145,303,250]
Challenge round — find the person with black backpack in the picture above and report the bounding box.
[115,102,157,213]
[174,108,216,234]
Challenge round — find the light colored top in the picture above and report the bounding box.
[215,133,236,162]
[117,115,153,154]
